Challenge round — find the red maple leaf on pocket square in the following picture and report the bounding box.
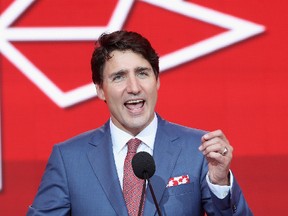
[166,175,190,187]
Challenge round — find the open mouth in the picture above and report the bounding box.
[124,99,145,110]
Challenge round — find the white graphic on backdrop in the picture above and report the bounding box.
[0,0,264,108]
[0,0,265,190]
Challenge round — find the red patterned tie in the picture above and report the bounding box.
[123,138,144,216]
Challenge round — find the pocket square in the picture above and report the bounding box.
[166,174,190,187]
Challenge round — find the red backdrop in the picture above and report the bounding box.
[1,0,288,215]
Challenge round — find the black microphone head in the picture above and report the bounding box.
[132,151,155,180]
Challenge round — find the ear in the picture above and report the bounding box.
[96,84,105,101]
[156,77,160,90]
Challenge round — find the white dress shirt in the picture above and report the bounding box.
[110,113,157,189]
[110,113,232,199]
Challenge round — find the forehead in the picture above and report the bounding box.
[103,50,151,73]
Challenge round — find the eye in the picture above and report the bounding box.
[111,72,125,82]
[137,70,149,78]
[112,75,123,81]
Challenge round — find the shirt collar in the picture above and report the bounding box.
[110,113,158,153]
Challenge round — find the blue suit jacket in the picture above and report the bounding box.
[27,115,252,216]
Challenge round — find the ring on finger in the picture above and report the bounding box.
[221,147,228,156]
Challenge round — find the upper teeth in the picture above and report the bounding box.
[126,100,143,104]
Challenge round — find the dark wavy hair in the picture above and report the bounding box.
[91,30,159,86]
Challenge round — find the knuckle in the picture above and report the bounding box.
[216,129,223,135]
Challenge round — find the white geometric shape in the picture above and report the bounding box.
[0,0,134,108]
[0,39,97,108]
[0,0,265,109]
[141,0,265,71]
[0,0,34,28]
[0,0,266,190]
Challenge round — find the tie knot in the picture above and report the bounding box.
[127,138,141,153]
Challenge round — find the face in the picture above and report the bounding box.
[96,50,160,136]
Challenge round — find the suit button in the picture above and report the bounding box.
[232,204,237,213]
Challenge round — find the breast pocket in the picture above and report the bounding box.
[163,182,194,197]
[161,182,196,215]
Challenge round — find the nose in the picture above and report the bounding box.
[126,75,141,94]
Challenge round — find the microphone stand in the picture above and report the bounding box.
[142,172,163,216]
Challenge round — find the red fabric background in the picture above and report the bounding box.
[1,0,288,215]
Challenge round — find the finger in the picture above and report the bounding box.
[206,151,232,164]
[200,141,233,158]
[199,137,222,151]
[199,137,225,151]
[202,130,227,142]
[201,142,223,156]
[205,151,225,162]
[200,142,230,156]
[201,136,223,147]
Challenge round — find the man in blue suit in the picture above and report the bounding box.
[27,30,252,215]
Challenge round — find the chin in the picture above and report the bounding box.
[126,116,150,131]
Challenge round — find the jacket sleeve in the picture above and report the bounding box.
[203,169,253,215]
[26,145,71,216]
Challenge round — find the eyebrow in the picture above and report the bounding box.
[108,66,153,80]
[135,66,152,72]
[108,69,127,79]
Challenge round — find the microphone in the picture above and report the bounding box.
[132,151,155,179]
[132,152,162,216]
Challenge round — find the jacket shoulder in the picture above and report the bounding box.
[159,117,207,139]
[55,121,109,151]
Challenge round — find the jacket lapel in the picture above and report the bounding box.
[85,117,182,216]
[144,117,182,216]
[86,122,128,216]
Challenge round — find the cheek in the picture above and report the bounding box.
[150,83,159,95]
[105,89,123,104]
[146,88,158,106]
